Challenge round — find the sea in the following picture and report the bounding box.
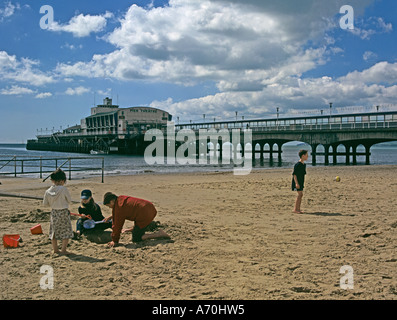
[0,142,397,179]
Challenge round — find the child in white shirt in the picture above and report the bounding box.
[43,169,74,255]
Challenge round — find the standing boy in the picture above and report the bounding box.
[292,149,309,214]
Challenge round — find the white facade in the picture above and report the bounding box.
[81,98,172,136]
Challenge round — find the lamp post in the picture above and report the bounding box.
[329,102,333,129]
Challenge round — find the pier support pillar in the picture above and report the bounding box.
[365,145,371,165]
[324,144,330,165]
[277,142,283,162]
[352,145,357,165]
[195,141,199,160]
[311,144,317,166]
[218,140,223,160]
[332,145,337,165]
[345,144,350,165]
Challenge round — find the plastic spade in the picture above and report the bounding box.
[83,219,111,229]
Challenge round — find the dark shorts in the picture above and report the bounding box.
[292,179,304,192]
[132,221,160,242]
[132,225,148,243]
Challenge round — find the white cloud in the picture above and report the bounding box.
[65,86,90,96]
[55,0,373,88]
[35,92,52,99]
[340,61,397,85]
[62,43,83,50]
[349,16,393,40]
[363,51,378,62]
[376,17,393,32]
[0,50,55,86]
[97,88,112,96]
[0,50,17,69]
[153,61,397,121]
[48,12,113,37]
[0,1,20,21]
[52,0,397,121]
[1,85,34,95]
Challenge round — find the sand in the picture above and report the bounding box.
[0,165,396,300]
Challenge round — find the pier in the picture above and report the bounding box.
[173,111,397,165]
[26,110,397,165]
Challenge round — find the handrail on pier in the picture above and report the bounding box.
[176,110,397,132]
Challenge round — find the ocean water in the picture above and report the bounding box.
[0,142,397,179]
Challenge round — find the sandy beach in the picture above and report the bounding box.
[0,165,396,300]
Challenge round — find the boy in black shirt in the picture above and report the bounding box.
[292,150,309,213]
[75,189,112,238]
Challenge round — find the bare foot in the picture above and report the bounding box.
[292,210,302,214]
[157,229,171,239]
[60,251,73,255]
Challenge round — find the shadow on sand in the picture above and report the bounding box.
[124,238,175,250]
[301,211,343,217]
[83,230,112,244]
[66,254,106,263]
[82,228,173,249]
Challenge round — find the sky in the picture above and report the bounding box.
[0,0,396,142]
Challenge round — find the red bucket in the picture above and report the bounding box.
[3,234,21,248]
[30,224,43,235]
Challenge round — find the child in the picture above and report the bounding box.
[75,189,111,238]
[43,169,74,255]
[102,192,170,248]
[292,149,309,214]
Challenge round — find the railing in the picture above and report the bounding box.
[248,121,397,132]
[0,156,105,183]
[36,130,143,138]
[176,111,397,132]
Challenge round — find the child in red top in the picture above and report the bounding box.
[103,192,170,247]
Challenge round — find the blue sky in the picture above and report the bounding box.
[0,0,396,142]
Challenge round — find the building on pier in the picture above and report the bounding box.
[27,97,172,154]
